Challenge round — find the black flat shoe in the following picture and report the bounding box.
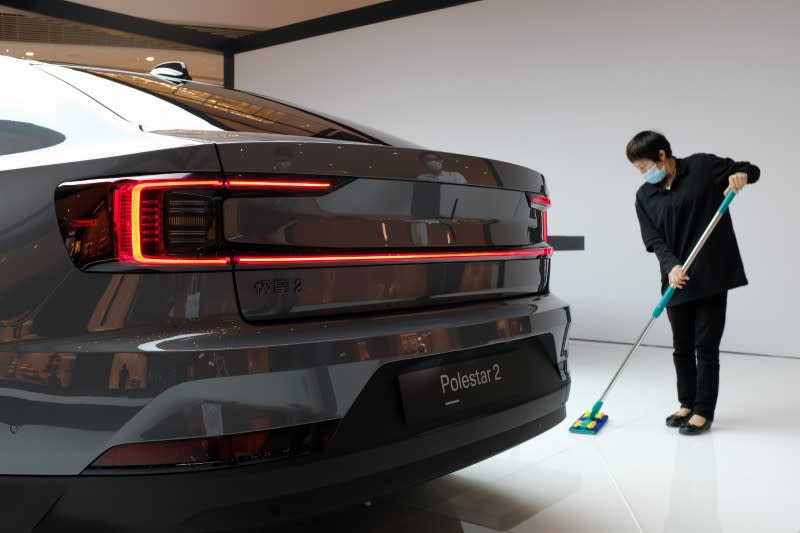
[665,411,692,427]
[679,419,712,435]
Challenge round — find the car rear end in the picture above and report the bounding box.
[0,61,570,532]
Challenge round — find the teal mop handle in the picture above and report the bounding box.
[651,188,737,318]
[652,286,676,318]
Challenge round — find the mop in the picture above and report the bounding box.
[570,188,738,435]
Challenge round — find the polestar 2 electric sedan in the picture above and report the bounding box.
[0,57,570,532]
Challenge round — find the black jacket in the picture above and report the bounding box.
[635,153,760,306]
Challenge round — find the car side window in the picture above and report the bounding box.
[0,120,66,156]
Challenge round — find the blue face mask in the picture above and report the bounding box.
[642,163,666,184]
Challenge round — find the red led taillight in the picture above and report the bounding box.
[106,175,343,268]
[113,178,229,266]
[542,211,548,242]
[227,179,332,190]
[236,248,553,267]
[528,194,551,208]
[528,193,550,243]
[58,174,343,269]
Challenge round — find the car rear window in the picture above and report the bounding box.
[49,67,377,143]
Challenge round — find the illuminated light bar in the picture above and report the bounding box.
[542,211,549,242]
[227,179,332,190]
[236,248,553,266]
[69,219,98,229]
[114,178,230,266]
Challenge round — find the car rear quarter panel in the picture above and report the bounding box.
[0,145,221,326]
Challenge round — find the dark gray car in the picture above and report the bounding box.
[0,56,571,532]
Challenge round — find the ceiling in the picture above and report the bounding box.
[70,0,387,31]
[0,4,224,82]
[0,1,475,85]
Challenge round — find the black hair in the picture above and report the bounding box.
[274,146,293,159]
[626,130,672,163]
[419,151,441,162]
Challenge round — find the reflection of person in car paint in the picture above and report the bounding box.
[416,152,467,183]
[118,363,130,391]
[411,152,465,245]
[272,146,294,172]
[46,355,62,387]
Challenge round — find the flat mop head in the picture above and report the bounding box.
[569,409,609,435]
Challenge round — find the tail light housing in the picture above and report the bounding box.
[55,174,339,271]
[55,174,553,271]
[528,193,550,243]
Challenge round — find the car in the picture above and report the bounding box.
[0,56,571,532]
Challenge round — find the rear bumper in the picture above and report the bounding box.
[3,384,568,533]
[1,294,570,531]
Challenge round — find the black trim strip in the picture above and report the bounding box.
[549,236,585,251]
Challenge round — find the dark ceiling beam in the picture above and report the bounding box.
[0,0,232,51]
[229,0,482,54]
[223,50,234,89]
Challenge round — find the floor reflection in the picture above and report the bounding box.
[270,464,582,533]
[271,501,470,533]
[269,484,474,533]
[662,435,721,533]
[422,465,582,531]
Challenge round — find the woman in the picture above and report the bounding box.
[627,130,759,435]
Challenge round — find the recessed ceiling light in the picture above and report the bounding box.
[25,51,34,57]
[146,56,155,62]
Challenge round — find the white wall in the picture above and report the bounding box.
[237,0,799,357]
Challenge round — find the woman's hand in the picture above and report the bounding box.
[728,172,748,193]
[669,264,689,289]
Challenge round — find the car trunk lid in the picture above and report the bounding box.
[213,140,551,321]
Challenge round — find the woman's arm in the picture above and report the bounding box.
[707,154,760,189]
[635,195,681,283]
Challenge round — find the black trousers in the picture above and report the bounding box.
[666,291,728,420]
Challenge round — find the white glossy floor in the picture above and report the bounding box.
[275,340,800,533]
